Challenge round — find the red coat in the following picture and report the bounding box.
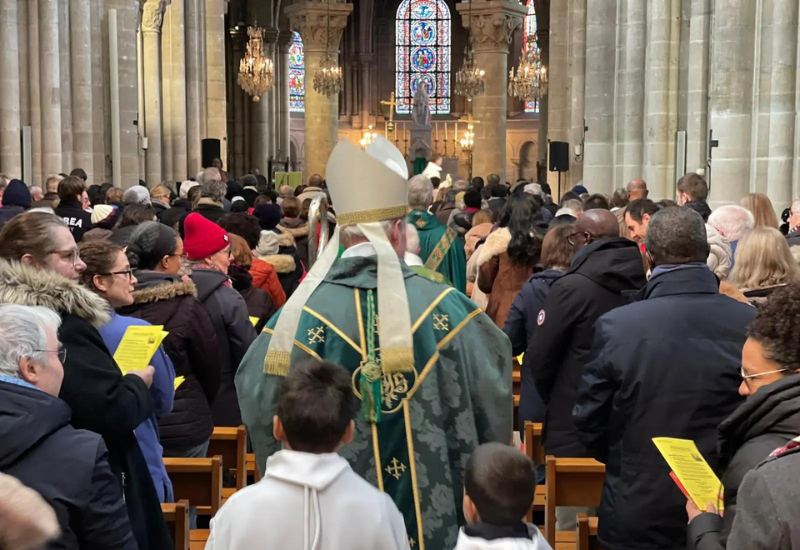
[250,258,287,309]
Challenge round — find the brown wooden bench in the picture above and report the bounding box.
[246,452,262,483]
[164,456,223,518]
[207,426,248,491]
[161,499,189,550]
[189,529,210,550]
[577,514,602,550]
[524,422,545,523]
[544,455,605,548]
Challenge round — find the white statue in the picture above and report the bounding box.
[412,83,431,127]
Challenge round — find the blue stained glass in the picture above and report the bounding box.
[523,0,539,114]
[396,0,450,114]
[289,31,305,113]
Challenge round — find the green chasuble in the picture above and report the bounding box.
[236,256,513,550]
[407,209,467,294]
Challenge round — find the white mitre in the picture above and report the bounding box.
[265,137,414,376]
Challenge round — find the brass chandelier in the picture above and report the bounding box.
[508,34,548,102]
[238,26,275,102]
[313,1,344,96]
[454,0,485,100]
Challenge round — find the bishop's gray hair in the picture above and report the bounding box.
[200,179,227,203]
[407,175,434,210]
[0,305,62,379]
[339,218,406,249]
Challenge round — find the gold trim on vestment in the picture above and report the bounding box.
[262,328,321,374]
[372,423,384,492]
[403,400,425,550]
[303,306,362,355]
[336,205,409,227]
[354,289,368,361]
[411,287,455,333]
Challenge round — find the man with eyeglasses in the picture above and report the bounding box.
[0,304,138,549]
[524,209,646,528]
[573,207,756,550]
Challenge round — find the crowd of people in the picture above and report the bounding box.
[0,140,799,550]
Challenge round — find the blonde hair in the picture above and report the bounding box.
[740,193,779,229]
[729,227,800,291]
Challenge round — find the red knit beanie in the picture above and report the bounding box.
[183,213,231,261]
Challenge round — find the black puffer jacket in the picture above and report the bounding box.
[229,264,276,333]
[117,271,222,454]
[190,268,257,427]
[688,374,800,550]
[527,238,647,458]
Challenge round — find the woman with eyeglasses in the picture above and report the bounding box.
[121,221,223,460]
[77,239,175,505]
[182,213,257,428]
[0,212,173,550]
[686,282,800,550]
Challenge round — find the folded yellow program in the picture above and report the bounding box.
[174,376,185,390]
[249,317,259,327]
[114,325,168,374]
[653,437,724,511]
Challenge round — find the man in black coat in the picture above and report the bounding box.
[526,209,647,461]
[573,207,756,550]
[0,304,138,549]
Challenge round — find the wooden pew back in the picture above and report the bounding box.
[544,455,605,547]
[164,456,223,518]
[207,426,248,490]
[577,514,602,550]
[161,499,190,550]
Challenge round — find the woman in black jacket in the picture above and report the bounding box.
[687,283,800,549]
[0,212,172,550]
[121,221,223,457]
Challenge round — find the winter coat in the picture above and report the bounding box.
[250,257,287,309]
[159,198,191,229]
[256,230,304,298]
[726,442,800,550]
[190,267,257,427]
[688,374,800,550]
[573,265,755,550]
[279,218,310,269]
[706,224,732,280]
[527,238,647,458]
[465,222,493,260]
[0,259,172,550]
[685,199,712,222]
[118,271,223,453]
[0,205,26,227]
[33,191,59,210]
[436,203,457,227]
[97,313,175,503]
[229,264,276,332]
[478,227,540,328]
[452,210,478,236]
[194,199,227,224]
[503,268,564,433]
[0,380,138,550]
[54,199,93,242]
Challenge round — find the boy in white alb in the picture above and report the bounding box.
[205,360,409,550]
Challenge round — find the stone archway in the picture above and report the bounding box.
[518,140,537,180]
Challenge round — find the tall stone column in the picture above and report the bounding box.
[0,0,21,177]
[286,1,352,180]
[231,32,245,176]
[205,0,227,168]
[70,0,93,177]
[58,0,73,171]
[568,0,587,185]
[277,31,292,164]
[359,54,371,129]
[39,0,62,179]
[185,0,202,174]
[264,29,279,163]
[685,0,711,177]
[142,0,168,186]
[457,0,526,183]
[28,0,43,185]
[164,0,187,181]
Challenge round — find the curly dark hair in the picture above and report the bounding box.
[748,282,800,372]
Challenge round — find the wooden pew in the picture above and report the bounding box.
[524,422,545,523]
[164,455,223,518]
[207,426,248,491]
[577,514,602,550]
[513,358,521,431]
[246,453,262,483]
[161,500,190,550]
[544,455,605,548]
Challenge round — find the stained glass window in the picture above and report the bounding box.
[289,31,305,113]
[395,0,451,114]
[523,0,539,113]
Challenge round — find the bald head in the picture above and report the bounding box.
[627,178,648,200]
[575,209,620,240]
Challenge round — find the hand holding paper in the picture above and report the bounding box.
[653,438,724,511]
[114,325,168,375]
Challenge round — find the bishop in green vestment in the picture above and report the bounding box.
[236,255,513,550]
[407,209,467,293]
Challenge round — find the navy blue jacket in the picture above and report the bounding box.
[504,267,564,433]
[0,379,138,550]
[573,265,755,550]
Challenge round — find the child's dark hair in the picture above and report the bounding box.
[464,443,535,525]
[277,360,356,453]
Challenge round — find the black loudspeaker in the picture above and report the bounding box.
[549,141,570,172]
[201,139,221,168]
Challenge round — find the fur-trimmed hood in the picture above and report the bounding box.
[0,258,111,327]
[130,272,198,305]
[275,228,296,247]
[477,227,511,267]
[256,254,296,274]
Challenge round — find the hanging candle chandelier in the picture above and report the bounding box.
[454,0,485,100]
[238,26,275,102]
[313,1,344,97]
[508,33,548,102]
